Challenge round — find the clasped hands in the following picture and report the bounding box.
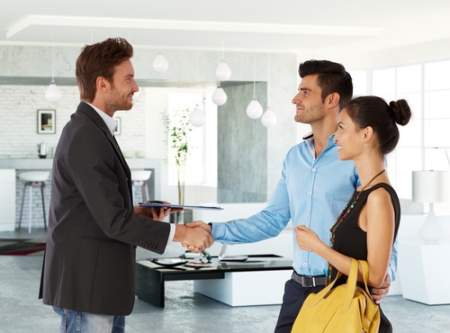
[134,206,213,252]
[180,221,213,252]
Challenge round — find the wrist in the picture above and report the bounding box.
[314,240,328,255]
[174,224,187,242]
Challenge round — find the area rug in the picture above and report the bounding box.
[0,239,46,255]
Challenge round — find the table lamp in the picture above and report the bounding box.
[412,170,450,243]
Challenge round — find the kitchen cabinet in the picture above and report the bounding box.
[0,169,15,231]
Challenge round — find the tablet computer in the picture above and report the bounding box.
[140,201,223,210]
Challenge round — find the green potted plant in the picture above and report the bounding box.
[165,108,192,223]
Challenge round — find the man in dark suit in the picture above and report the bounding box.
[40,37,212,333]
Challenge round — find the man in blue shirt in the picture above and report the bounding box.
[190,60,395,333]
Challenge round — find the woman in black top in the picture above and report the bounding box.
[295,96,411,333]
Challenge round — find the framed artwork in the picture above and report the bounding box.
[37,109,56,134]
[114,116,121,136]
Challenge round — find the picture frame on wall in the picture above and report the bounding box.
[37,109,56,134]
[114,116,121,136]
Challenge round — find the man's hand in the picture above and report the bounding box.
[134,201,184,221]
[186,220,211,233]
[174,224,213,252]
[371,274,391,304]
[184,221,212,251]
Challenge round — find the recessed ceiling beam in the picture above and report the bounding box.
[6,14,382,39]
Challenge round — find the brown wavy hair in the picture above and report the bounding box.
[75,37,133,102]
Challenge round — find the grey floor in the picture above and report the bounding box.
[1,230,450,332]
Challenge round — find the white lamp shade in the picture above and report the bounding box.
[190,106,205,127]
[152,54,169,73]
[246,100,263,119]
[215,61,232,81]
[212,87,227,106]
[261,108,277,127]
[45,83,62,102]
[412,170,450,203]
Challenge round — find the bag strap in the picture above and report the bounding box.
[309,271,342,304]
[315,259,373,308]
[357,260,372,297]
[343,259,359,308]
[314,259,358,306]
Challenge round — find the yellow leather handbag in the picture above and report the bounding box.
[291,259,380,333]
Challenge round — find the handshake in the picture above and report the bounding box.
[174,221,214,252]
[134,205,214,252]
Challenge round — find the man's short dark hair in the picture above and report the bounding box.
[299,60,353,109]
[76,37,133,102]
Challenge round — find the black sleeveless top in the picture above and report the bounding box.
[331,183,400,333]
[332,182,401,263]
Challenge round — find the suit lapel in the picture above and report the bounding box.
[76,102,131,180]
[110,135,131,179]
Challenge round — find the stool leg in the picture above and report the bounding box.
[131,182,136,204]
[18,183,27,230]
[141,183,146,202]
[40,183,47,231]
[28,184,33,234]
[144,181,150,202]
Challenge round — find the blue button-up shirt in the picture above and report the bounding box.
[212,134,397,279]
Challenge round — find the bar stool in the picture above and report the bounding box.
[18,171,49,233]
[131,170,152,203]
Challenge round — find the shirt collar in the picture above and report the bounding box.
[304,133,337,157]
[303,133,336,145]
[84,101,117,135]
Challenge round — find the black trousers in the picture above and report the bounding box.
[274,279,324,333]
[274,278,393,333]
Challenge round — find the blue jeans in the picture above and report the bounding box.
[53,307,125,333]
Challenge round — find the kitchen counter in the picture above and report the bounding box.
[0,158,162,208]
[0,158,161,171]
[0,169,15,230]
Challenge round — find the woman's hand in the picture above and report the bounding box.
[295,225,324,253]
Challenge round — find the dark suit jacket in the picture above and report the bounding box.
[39,102,170,315]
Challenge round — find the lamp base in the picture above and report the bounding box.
[420,213,445,244]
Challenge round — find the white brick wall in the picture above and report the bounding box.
[0,84,147,228]
[0,85,146,158]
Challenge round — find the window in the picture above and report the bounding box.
[364,61,450,200]
[167,88,217,186]
[423,60,450,213]
[349,70,368,97]
[372,68,396,102]
[424,60,450,91]
[371,65,423,199]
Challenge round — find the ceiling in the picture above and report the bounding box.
[1,0,449,53]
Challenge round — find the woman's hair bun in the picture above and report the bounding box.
[388,99,411,126]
